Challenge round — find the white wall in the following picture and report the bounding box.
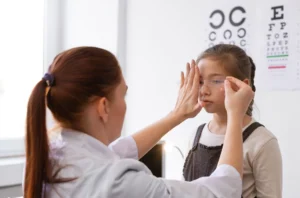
[45,0,119,65]
[0,0,44,190]
[61,0,119,54]
[45,0,121,129]
[124,0,300,197]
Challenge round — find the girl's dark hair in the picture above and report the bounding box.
[24,47,122,198]
[196,44,256,116]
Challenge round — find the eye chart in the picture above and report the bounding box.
[204,4,253,52]
[258,0,300,90]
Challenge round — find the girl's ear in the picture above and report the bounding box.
[243,78,250,85]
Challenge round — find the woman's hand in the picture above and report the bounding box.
[173,60,202,120]
[131,60,202,159]
[218,76,253,178]
[224,77,254,118]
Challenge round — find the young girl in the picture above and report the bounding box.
[183,44,282,198]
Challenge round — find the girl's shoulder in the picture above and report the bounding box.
[246,124,277,145]
[243,124,279,160]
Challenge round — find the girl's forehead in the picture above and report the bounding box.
[198,59,229,77]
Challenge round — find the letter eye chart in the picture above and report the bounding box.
[267,6,288,64]
[259,1,300,90]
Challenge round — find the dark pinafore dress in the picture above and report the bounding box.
[183,122,263,198]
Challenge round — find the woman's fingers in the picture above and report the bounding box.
[184,62,191,85]
[226,76,248,89]
[226,76,253,97]
[187,60,198,89]
[180,71,184,88]
[174,59,202,119]
[192,63,200,96]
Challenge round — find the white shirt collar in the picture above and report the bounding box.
[58,128,120,160]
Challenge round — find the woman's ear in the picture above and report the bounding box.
[97,97,110,123]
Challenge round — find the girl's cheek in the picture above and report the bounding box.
[220,86,225,95]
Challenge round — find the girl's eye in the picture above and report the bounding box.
[212,80,224,84]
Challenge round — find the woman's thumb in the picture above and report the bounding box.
[224,79,234,95]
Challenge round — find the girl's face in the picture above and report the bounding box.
[198,58,230,114]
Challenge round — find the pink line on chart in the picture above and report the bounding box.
[268,66,286,69]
